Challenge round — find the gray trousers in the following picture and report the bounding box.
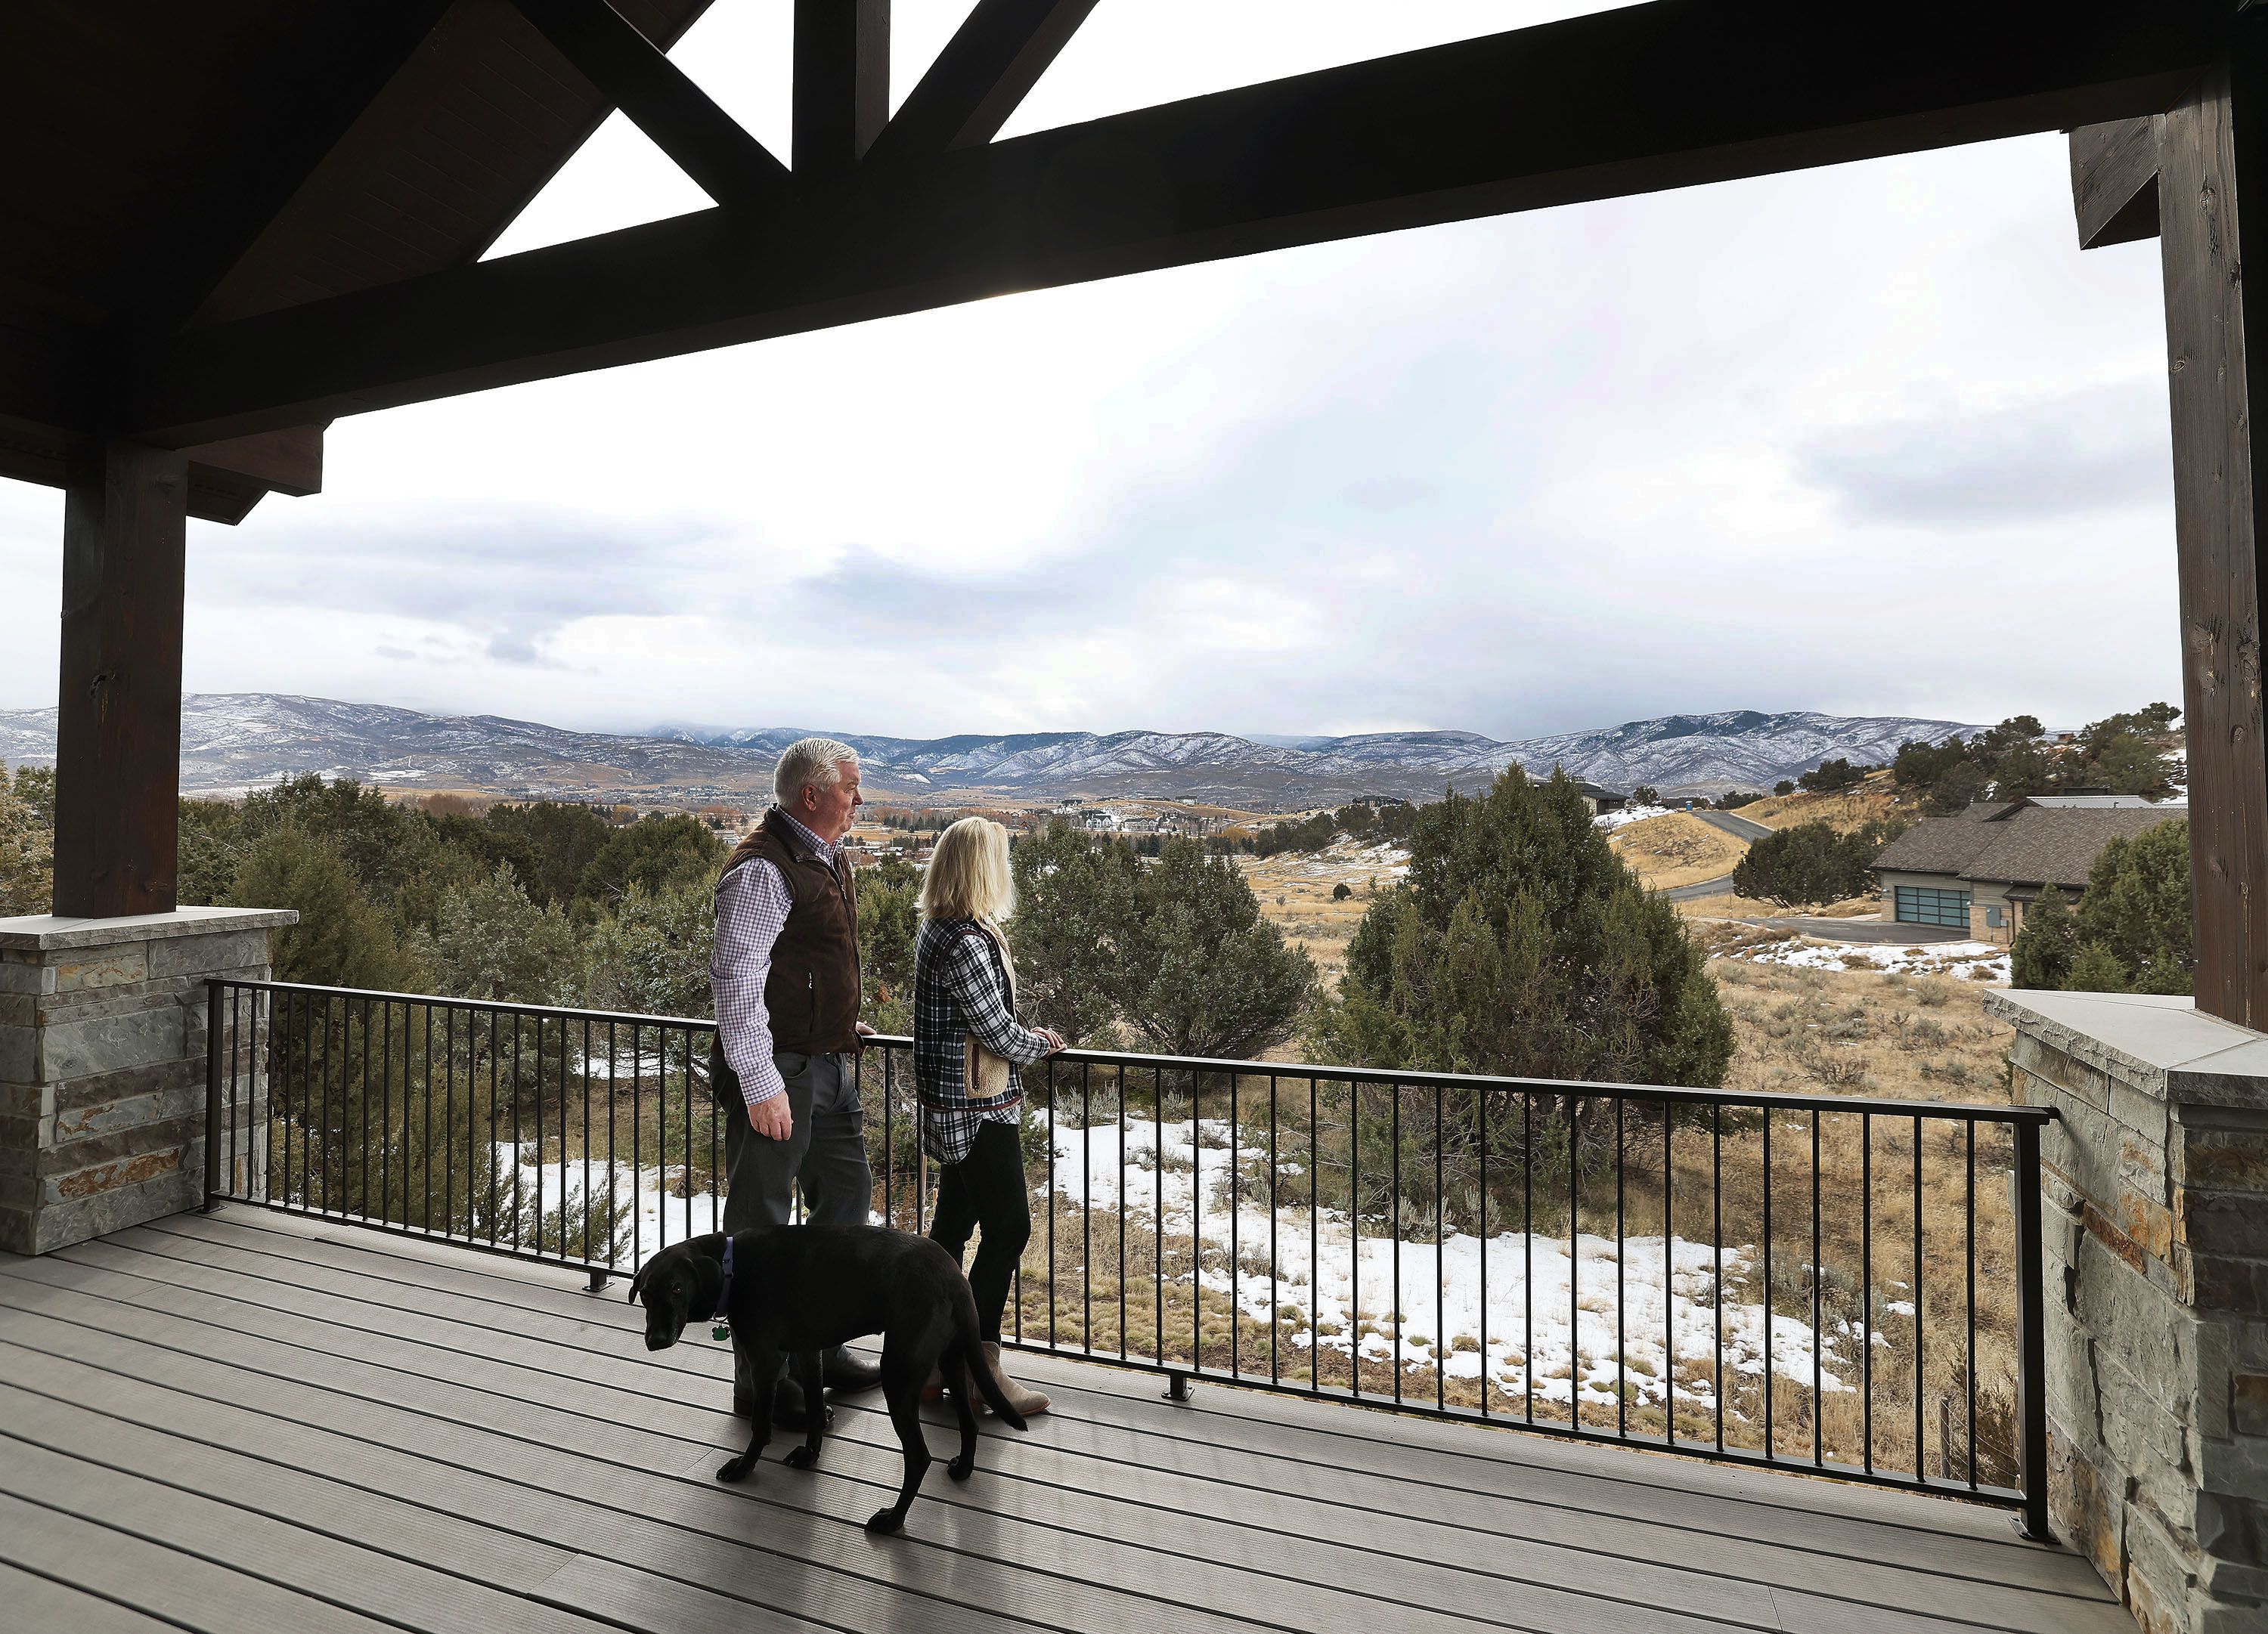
[717,1047,873,1394]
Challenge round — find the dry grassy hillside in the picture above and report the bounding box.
[1239,841,1405,990]
[1609,810,1747,889]
[1736,770,1910,833]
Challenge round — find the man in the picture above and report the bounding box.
[711,735,884,1419]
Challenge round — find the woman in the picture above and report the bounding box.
[913,815,1063,1417]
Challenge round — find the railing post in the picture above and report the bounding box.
[2010,1117,2050,1542]
[203,979,225,1211]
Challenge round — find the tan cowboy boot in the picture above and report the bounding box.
[980,1341,1051,1417]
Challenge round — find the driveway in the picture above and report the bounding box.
[1690,809,1774,843]
[1740,915,1973,945]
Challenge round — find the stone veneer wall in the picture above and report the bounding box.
[1986,989,2268,1634]
[0,907,294,1255]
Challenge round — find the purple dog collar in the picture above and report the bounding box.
[714,1237,736,1322]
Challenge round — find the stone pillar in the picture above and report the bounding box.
[1987,989,2268,1634]
[0,906,296,1255]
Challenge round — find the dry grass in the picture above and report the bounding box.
[1241,844,1404,990]
[1610,811,1748,890]
[1737,771,1911,834]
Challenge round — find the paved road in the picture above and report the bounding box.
[1661,874,1739,902]
[1689,808,1774,843]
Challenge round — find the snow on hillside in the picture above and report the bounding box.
[0,693,1987,803]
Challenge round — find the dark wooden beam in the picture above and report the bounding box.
[51,440,187,917]
[120,0,2224,445]
[2161,25,2268,1029]
[866,0,1098,164]
[0,424,323,525]
[2071,117,2163,249]
[510,0,789,210]
[793,0,890,178]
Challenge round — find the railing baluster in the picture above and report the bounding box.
[1811,1107,1823,1468]
[1862,1109,1874,1475]
[1913,1113,1926,1484]
[1966,1118,1978,1490]
[1662,1095,1673,1447]
[1712,1100,1723,1455]
[1763,1103,1774,1459]
[1616,1094,1625,1439]
[1391,1079,1402,1407]
[1435,1081,1445,1413]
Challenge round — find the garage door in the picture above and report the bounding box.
[1894,886,1970,929]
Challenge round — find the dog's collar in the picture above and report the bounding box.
[713,1237,736,1321]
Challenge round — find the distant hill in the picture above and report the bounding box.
[0,696,1983,808]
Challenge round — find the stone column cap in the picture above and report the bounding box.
[0,905,299,952]
[1986,988,2268,1109]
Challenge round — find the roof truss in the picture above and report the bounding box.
[108,0,2227,447]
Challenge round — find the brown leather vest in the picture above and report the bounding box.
[723,809,862,1054]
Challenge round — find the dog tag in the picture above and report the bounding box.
[711,1323,732,1342]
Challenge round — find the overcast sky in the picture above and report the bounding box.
[0,1,2183,741]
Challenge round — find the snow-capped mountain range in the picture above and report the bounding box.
[0,696,1982,808]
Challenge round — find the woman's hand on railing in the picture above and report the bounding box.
[1038,1028,1067,1055]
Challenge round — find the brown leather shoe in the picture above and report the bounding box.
[979,1342,1050,1417]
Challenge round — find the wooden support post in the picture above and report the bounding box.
[51,439,188,918]
[2161,26,2268,1029]
[792,0,889,178]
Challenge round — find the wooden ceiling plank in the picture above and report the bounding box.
[119,0,2225,444]
[867,0,1098,165]
[509,0,790,210]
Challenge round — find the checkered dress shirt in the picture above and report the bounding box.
[710,809,836,1107]
[913,917,1052,1165]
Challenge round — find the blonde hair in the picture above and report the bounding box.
[919,817,1016,924]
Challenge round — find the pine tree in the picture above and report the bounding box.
[2009,886,2077,989]
[1315,768,1730,1088]
[230,824,420,990]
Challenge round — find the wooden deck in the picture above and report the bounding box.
[0,1205,2130,1634]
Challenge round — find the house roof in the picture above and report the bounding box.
[1874,800,2184,890]
[1869,802,2022,874]
[1960,806,2180,888]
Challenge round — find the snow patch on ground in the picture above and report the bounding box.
[1716,937,2010,983]
[1046,1119,1851,1407]
[1593,803,1673,831]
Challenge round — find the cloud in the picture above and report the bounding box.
[1795,383,2170,526]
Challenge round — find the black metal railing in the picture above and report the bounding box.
[203,977,2052,1533]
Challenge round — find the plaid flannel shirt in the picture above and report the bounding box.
[912,917,1051,1165]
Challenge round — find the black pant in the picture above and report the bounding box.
[928,1120,1031,1344]
[711,1041,872,1397]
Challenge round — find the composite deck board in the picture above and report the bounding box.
[0,1206,2131,1634]
[9,1242,1961,1634]
[0,1261,1732,1634]
[0,1558,187,1634]
[110,1212,2118,1625]
[147,1209,2096,1584]
[127,1212,2080,1589]
[78,1227,2109,1634]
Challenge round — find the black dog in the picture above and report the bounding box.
[629,1224,1027,1533]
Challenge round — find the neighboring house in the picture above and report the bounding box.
[1872,799,2186,945]
[1570,781,1628,816]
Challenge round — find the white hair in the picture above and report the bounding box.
[773,737,860,806]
